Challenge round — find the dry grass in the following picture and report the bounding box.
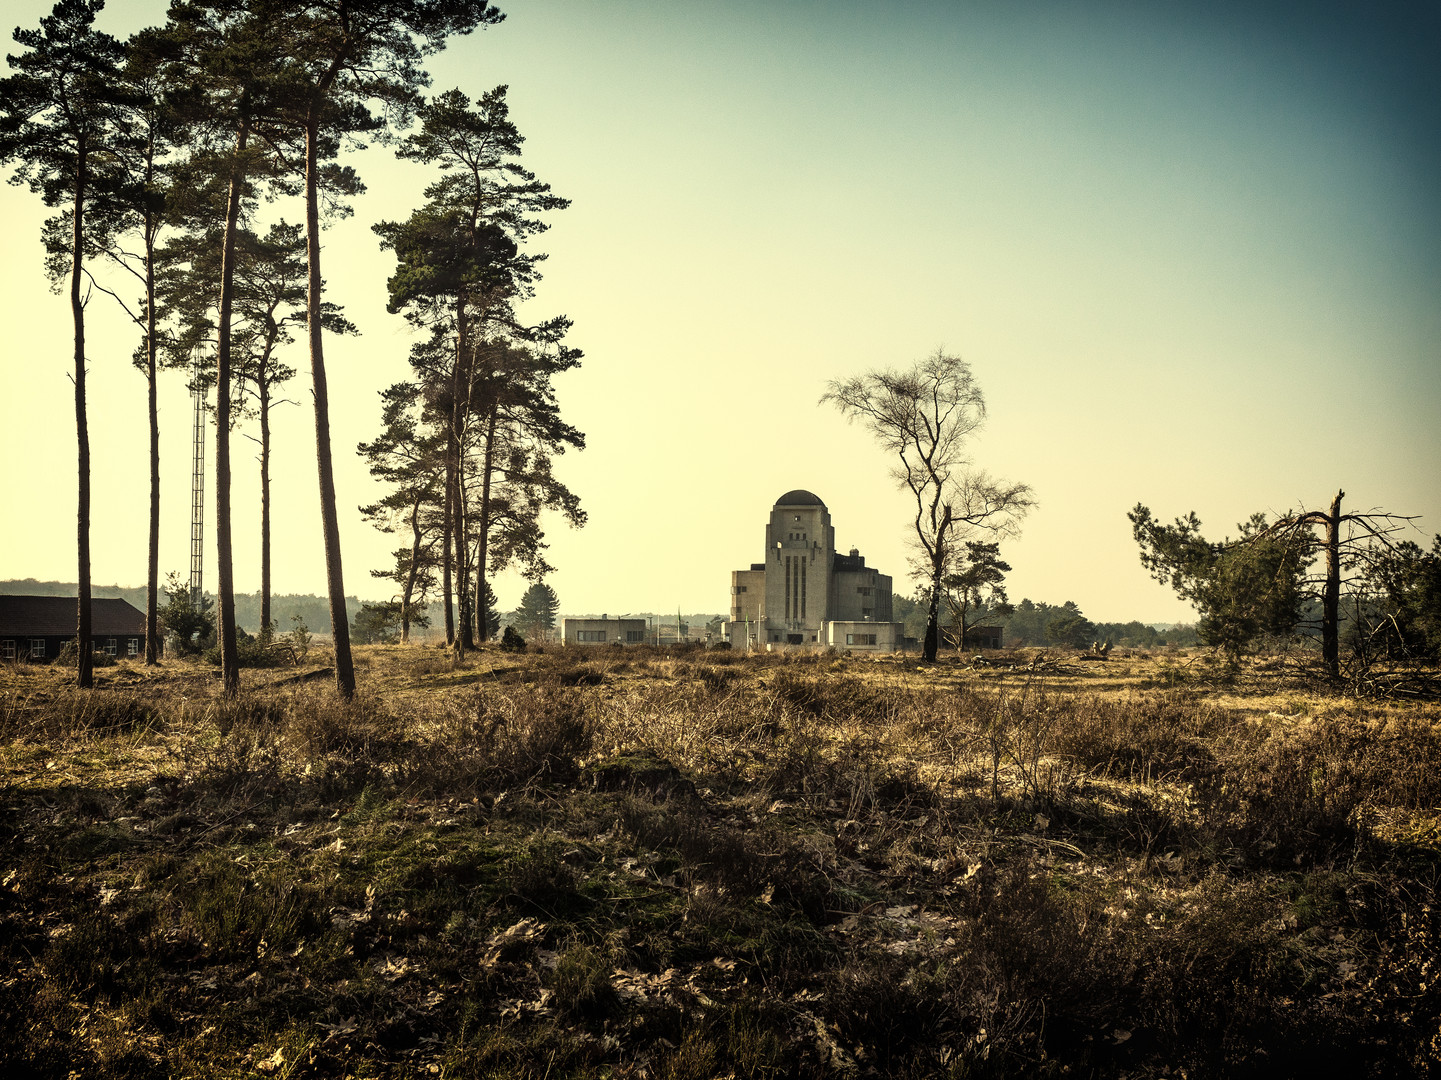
[1,646,1438,1077]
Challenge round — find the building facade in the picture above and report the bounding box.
[561,616,647,647]
[724,490,902,652]
[0,595,148,662]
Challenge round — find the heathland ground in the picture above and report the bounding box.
[2,644,1438,1077]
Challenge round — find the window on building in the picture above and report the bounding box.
[845,634,877,646]
[1,640,14,661]
[784,554,809,621]
[105,638,117,656]
[856,586,872,596]
[127,638,139,657]
[576,630,607,643]
[30,639,45,658]
[625,630,644,643]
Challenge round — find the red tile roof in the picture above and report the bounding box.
[0,595,146,637]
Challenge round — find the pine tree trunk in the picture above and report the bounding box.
[144,220,160,664]
[456,449,473,652]
[453,471,470,659]
[450,311,469,660]
[214,118,248,697]
[71,146,92,689]
[474,406,498,645]
[400,491,423,644]
[441,479,455,645]
[259,376,272,633]
[1322,489,1344,679]
[305,118,355,698]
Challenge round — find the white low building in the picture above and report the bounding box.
[561,616,647,647]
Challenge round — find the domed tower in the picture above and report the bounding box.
[763,490,835,645]
[725,489,899,652]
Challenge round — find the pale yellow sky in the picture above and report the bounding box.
[3,0,1438,624]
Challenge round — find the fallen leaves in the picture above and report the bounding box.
[372,954,415,981]
[480,917,546,965]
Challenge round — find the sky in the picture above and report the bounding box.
[2,0,1438,625]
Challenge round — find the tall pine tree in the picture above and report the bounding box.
[1,0,132,687]
[212,0,506,694]
[374,84,581,659]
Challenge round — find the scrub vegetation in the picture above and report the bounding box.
[2,644,1439,1077]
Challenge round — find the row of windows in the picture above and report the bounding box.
[786,532,807,541]
[784,555,807,620]
[1,638,141,660]
[574,630,646,644]
[846,634,878,646]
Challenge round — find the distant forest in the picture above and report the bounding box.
[892,593,1200,649]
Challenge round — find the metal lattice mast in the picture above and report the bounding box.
[189,346,206,610]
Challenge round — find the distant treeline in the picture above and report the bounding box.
[893,593,1200,649]
[1000,599,1200,648]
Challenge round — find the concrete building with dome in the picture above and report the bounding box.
[723,489,903,652]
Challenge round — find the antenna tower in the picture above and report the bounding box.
[189,346,206,610]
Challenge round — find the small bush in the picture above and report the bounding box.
[288,691,400,759]
[1051,692,1237,783]
[426,682,593,790]
[201,626,294,668]
[0,687,164,740]
[548,943,618,1019]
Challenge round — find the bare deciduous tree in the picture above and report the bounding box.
[823,350,1034,662]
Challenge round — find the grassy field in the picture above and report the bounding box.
[2,644,1439,1078]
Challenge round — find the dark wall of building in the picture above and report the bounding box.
[1,634,144,663]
